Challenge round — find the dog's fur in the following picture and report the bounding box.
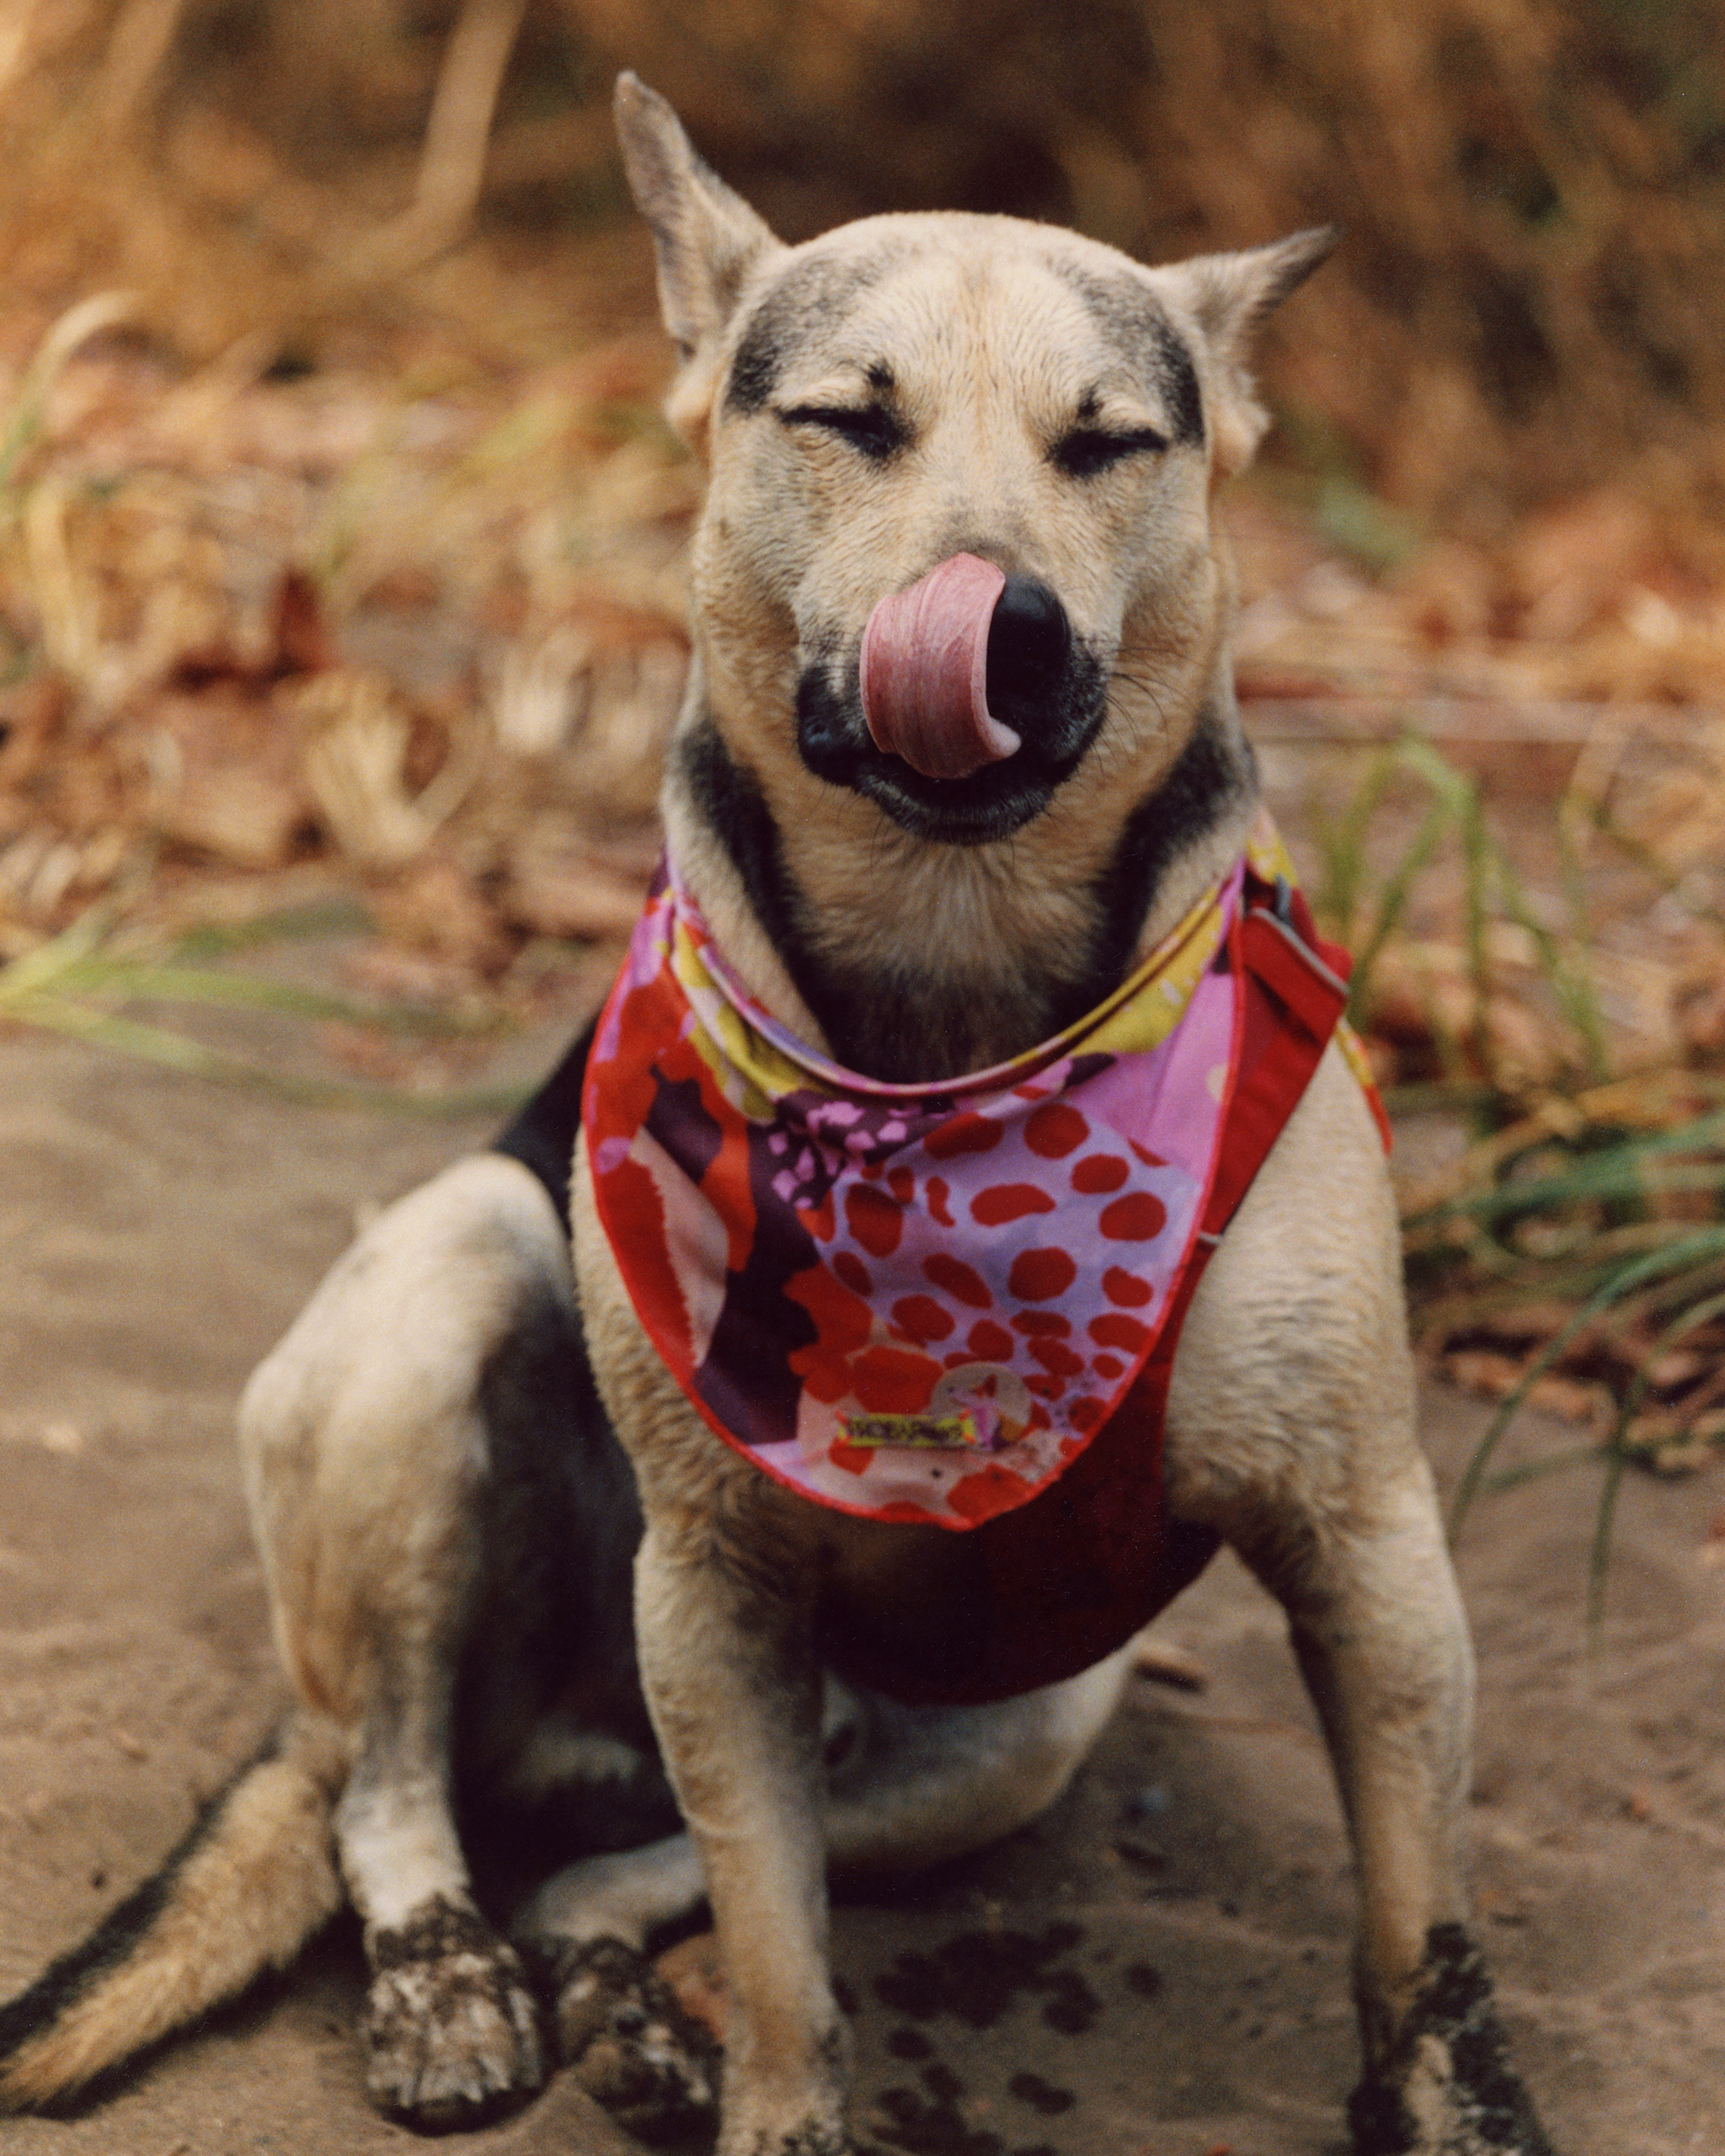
[0,76,1553,2156]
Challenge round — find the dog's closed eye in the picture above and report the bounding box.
[779,404,908,461]
[1051,425,1170,478]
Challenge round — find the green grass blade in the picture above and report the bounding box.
[1489,833,1610,1082]
[13,997,526,1117]
[1346,796,1453,1022]
[1481,1440,1610,1495]
[48,958,499,1036]
[1447,1229,1725,1541]
[1426,1155,1725,1229]
[1587,1444,1629,1645]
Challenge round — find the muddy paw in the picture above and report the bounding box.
[363,1897,545,2132]
[536,1935,718,2144]
[1349,1924,1556,2155]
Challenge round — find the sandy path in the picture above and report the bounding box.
[1,1029,1722,2155]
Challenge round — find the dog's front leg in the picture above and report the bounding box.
[1246,1468,1552,2155]
[1170,1055,1553,2154]
[633,1489,848,2156]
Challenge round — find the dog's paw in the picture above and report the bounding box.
[537,1935,718,2144]
[362,1897,545,2132]
[1348,1924,1555,2156]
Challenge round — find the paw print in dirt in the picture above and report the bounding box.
[855,1925,1095,2156]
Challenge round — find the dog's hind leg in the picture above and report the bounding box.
[819,1651,1130,1873]
[334,1670,545,2132]
[510,1835,718,2143]
[242,1152,572,2130]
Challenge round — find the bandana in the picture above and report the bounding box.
[584,816,1377,1541]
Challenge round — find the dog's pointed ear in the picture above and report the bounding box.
[1164,227,1338,477]
[614,72,783,439]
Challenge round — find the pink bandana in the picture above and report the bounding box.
[584,824,1345,1532]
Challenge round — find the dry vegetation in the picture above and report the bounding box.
[3,1,1725,1514]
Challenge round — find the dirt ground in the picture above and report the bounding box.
[3,1022,1725,2156]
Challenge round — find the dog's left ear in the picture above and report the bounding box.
[614,72,785,445]
[1162,227,1338,477]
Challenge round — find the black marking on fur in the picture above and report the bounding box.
[368,1897,499,1972]
[1348,1923,1554,2155]
[455,1287,675,1859]
[1151,318,1204,448]
[749,2130,847,2156]
[491,1014,595,1231]
[681,718,1024,1078]
[1052,424,1169,478]
[781,402,909,462]
[871,2077,1003,2153]
[1074,703,1249,1004]
[531,1935,718,2143]
[680,714,814,987]
[724,248,900,417]
[679,707,1247,1083]
[1056,268,1204,446]
[0,1731,302,2113]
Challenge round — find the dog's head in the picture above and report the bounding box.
[616,73,1332,857]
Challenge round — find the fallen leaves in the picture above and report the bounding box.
[0,302,691,1003]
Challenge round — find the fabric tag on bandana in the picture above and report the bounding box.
[841,1407,991,1449]
[584,818,1311,1532]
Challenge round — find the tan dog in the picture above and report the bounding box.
[0,74,1552,2156]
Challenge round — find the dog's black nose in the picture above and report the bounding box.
[985,576,1071,716]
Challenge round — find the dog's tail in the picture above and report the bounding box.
[0,1714,347,2110]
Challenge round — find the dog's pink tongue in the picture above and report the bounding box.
[859,553,1022,781]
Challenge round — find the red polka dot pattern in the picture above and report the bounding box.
[846,1182,904,1256]
[891,1294,954,1344]
[925,1113,1002,1158]
[925,1251,992,1308]
[1099,1192,1167,1241]
[1008,1247,1077,1301]
[1103,1266,1152,1307]
[972,1183,1057,1226]
[1090,1312,1150,1353]
[1024,1102,1088,1157]
[833,1251,873,1297]
[1071,1154,1129,1193]
[968,1318,1016,1361]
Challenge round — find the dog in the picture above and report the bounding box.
[0,73,1553,2156]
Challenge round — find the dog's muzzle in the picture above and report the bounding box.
[795,555,1101,845]
[858,552,1073,782]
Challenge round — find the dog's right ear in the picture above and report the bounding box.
[1161,227,1339,478]
[614,73,783,446]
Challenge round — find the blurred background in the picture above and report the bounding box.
[8,1,1725,1460]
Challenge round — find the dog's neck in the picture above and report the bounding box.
[661,676,1258,1084]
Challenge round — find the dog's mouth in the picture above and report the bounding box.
[797,554,1108,844]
